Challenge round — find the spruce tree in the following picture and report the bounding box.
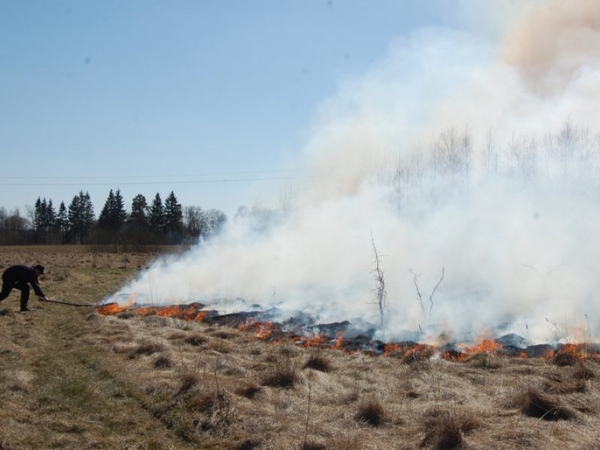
[129,194,148,225]
[164,191,183,234]
[33,197,56,243]
[98,189,127,230]
[55,202,68,241]
[68,191,95,244]
[148,193,165,233]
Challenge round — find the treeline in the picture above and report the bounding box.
[0,189,227,246]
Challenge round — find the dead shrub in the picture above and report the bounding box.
[516,388,577,421]
[354,399,385,427]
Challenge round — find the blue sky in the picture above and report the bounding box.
[0,1,485,218]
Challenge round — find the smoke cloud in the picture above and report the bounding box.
[106,1,600,345]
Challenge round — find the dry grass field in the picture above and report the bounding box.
[1,246,600,449]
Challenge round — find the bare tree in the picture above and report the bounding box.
[370,232,386,327]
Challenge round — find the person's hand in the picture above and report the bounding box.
[40,296,49,302]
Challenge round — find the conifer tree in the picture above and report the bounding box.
[33,197,56,242]
[148,193,165,233]
[129,194,148,225]
[98,189,127,230]
[55,201,68,241]
[67,191,95,244]
[164,191,183,235]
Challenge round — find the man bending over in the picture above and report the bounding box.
[0,264,49,312]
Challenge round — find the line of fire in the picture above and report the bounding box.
[96,299,600,365]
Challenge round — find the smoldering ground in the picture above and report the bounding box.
[105,1,600,345]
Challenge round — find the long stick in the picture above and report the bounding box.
[43,299,96,307]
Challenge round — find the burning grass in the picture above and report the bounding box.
[3,247,600,449]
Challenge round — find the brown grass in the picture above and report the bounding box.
[2,246,600,449]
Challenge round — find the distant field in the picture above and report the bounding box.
[1,246,600,449]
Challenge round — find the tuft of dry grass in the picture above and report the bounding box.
[514,388,577,421]
[420,407,480,450]
[235,382,263,399]
[354,398,385,426]
[303,348,333,372]
[261,362,297,388]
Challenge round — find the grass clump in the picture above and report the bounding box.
[420,408,480,450]
[354,399,385,426]
[303,351,333,372]
[184,334,207,346]
[466,352,504,369]
[515,388,577,421]
[235,383,262,399]
[261,364,297,388]
[153,356,172,369]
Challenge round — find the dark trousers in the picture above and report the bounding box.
[0,280,30,310]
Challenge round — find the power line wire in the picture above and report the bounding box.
[0,174,316,187]
[1,169,310,180]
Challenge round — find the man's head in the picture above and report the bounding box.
[33,264,45,276]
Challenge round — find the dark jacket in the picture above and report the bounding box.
[2,265,46,297]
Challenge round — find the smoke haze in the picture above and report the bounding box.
[106,1,600,345]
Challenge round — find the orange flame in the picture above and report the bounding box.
[460,339,503,354]
[97,301,207,322]
[96,302,128,315]
[298,333,328,347]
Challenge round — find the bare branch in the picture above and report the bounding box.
[429,267,445,316]
[409,269,425,317]
[371,232,386,327]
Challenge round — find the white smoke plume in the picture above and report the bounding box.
[105,1,600,345]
